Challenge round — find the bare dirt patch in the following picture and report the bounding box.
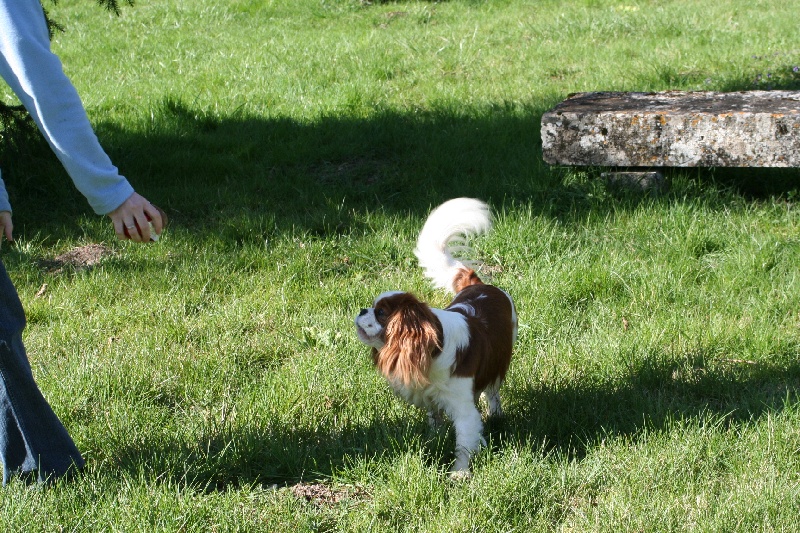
[38,243,114,273]
[290,482,369,507]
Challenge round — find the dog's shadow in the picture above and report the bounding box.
[109,403,453,491]
[494,351,800,460]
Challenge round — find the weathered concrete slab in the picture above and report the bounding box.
[541,91,800,167]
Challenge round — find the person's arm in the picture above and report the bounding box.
[0,0,162,242]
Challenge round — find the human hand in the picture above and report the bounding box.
[0,211,12,249]
[107,192,165,243]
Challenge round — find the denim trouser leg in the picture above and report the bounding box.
[0,260,83,485]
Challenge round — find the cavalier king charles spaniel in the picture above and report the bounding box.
[355,198,517,477]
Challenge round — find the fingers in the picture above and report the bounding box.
[114,214,146,243]
[125,218,148,243]
[112,217,129,241]
[143,202,165,236]
[0,211,13,249]
[109,193,166,243]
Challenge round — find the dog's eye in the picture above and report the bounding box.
[375,308,386,317]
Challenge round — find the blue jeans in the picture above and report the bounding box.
[0,260,83,485]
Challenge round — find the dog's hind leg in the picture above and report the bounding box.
[483,388,503,417]
[427,409,445,428]
[481,378,504,418]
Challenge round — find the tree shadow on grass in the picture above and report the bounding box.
[5,94,799,250]
[4,98,554,239]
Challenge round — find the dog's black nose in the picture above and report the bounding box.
[359,308,368,316]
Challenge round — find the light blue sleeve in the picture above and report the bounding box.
[0,0,134,215]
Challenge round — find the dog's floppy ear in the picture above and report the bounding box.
[376,294,442,387]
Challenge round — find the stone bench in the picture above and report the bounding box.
[541,91,800,168]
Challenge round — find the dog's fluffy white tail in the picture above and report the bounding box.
[414,198,492,294]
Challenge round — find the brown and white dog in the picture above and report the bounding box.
[355,198,517,476]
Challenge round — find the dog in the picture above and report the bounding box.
[355,198,517,477]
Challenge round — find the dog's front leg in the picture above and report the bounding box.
[438,380,483,478]
[450,403,483,478]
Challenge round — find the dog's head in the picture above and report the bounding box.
[355,291,442,387]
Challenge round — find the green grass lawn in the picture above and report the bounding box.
[1,0,800,530]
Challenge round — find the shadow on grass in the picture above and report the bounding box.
[106,347,800,491]
[110,405,450,490]
[4,94,799,248]
[500,350,800,459]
